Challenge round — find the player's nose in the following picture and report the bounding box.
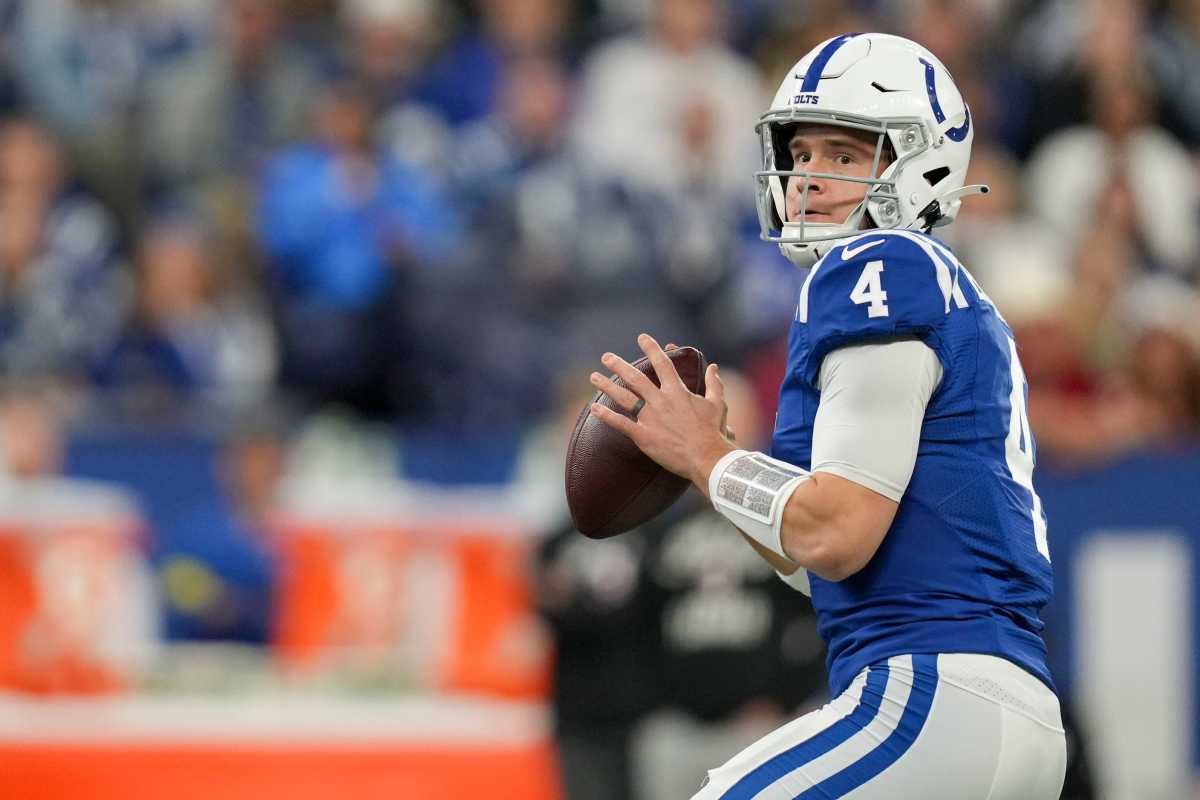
[788,174,824,199]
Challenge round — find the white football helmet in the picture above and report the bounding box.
[756,32,987,267]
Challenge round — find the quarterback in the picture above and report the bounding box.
[590,33,1067,798]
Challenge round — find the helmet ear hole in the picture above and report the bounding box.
[923,166,950,186]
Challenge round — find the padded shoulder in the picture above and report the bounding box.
[795,230,967,386]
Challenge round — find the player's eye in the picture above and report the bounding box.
[795,151,812,164]
[835,153,854,166]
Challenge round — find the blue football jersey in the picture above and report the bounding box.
[771,229,1055,697]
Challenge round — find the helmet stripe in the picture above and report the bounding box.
[799,33,860,93]
[920,58,971,142]
[920,59,947,123]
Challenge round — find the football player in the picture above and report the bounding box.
[589,32,1067,798]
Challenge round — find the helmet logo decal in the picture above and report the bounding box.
[792,93,820,105]
[920,58,971,142]
[797,33,861,92]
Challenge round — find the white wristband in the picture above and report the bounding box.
[708,449,810,562]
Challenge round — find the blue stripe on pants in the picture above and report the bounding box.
[795,654,940,798]
[718,665,890,800]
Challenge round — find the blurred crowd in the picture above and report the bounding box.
[0,0,1195,489]
[0,0,1196,469]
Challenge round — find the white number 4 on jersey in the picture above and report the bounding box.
[850,260,889,318]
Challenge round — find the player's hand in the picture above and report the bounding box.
[666,342,735,443]
[589,333,734,490]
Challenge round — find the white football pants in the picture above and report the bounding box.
[691,653,1066,800]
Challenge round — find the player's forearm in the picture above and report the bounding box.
[702,448,893,582]
[730,480,866,582]
[778,474,875,581]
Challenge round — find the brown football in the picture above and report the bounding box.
[565,346,706,539]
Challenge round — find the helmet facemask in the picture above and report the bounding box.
[753,111,933,266]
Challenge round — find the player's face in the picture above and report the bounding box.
[785,125,891,226]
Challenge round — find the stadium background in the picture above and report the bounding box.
[0,0,1195,798]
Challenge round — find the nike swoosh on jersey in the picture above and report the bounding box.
[841,239,885,260]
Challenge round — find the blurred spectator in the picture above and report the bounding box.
[952,134,1200,463]
[534,378,658,800]
[338,0,435,109]
[1017,0,1148,146]
[940,142,1045,270]
[91,214,277,410]
[632,370,825,800]
[453,53,573,226]
[1148,0,1200,148]
[1112,325,1200,446]
[751,0,873,89]
[552,0,768,368]
[590,0,652,30]
[340,0,456,176]
[984,235,1120,463]
[0,383,156,692]
[449,53,593,330]
[157,415,285,643]
[0,118,127,382]
[142,0,318,223]
[536,523,655,800]
[0,386,141,534]
[16,0,144,223]
[1108,278,1200,447]
[0,0,22,116]
[1025,68,1199,279]
[944,141,1075,332]
[416,0,573,127]
[447,48,753,396]
[571,0,763,197]
[396,55,569,448]
[897,0,1035,156]
[13,0,208,223]
[256,78,458,417]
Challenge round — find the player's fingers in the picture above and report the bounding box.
[704,363,724,404]
[665,342,678,351]
[589,371,641,412]
[637,333,687,392]
[590,401,639,439]
[601,351,658,398]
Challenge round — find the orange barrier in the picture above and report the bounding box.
[0,741,562,800]
[0,515,145,694]
[0,508,562,799]
[272,519,552,699]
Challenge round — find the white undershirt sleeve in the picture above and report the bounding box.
[810,338,944,502]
